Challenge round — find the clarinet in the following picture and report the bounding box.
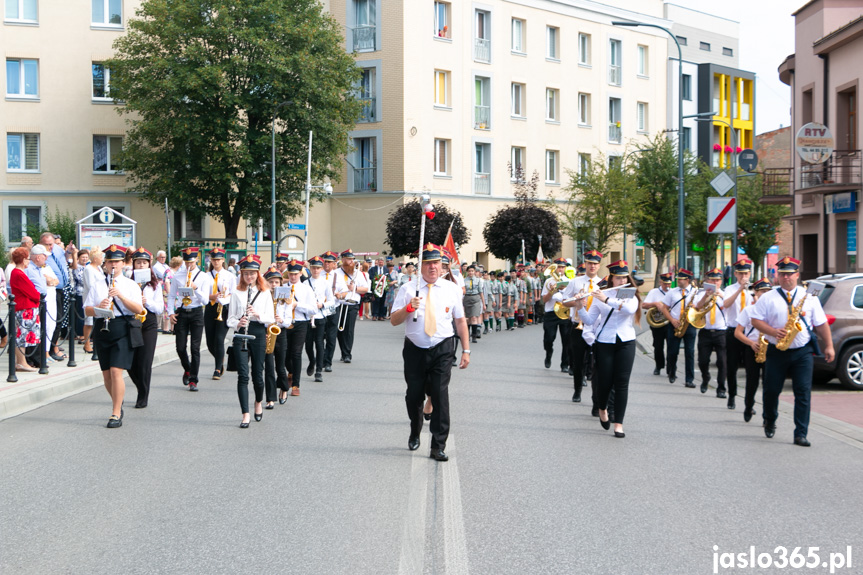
[101,268,115,332]
[235,287,256,351]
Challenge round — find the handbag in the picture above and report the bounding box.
[127,317,145,349]
[226,345,237,371]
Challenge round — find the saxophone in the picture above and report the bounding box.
[776,293,808,351]
[755,334,769,363]
[687,290,720,330]
[674,289,695,338]
[265,297,281,354]
[182,269,193,307]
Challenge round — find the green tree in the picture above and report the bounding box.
[27,207,79,246]
[737,172,789,277]
[556,152,636,255]
[107,0,361,239]
[684,163,722,273]
[483,166,562,264]
[385,200,470,258]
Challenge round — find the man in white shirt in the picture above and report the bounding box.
[642,272,673,376]
[167,247,212,391]
[541,258,571,372]
[749,257,834,446]
[721,258,752,410]
[391,244,469,462]
[657,269,699,387]
[335,249,369,363]
[562,250,603,405]
[320,251,348,372]
[695,268,729,400]
[304,256,335,382]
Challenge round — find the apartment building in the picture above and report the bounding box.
[320,0,669,270]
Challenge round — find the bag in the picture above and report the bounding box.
[127,317,144,349]
[226,345,237,371]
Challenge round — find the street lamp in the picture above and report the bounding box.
[302,130,333,261]
[612,20,685,271]
[696,116,738,264]
[272,101,293,263]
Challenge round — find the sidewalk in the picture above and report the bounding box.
[634,328,863,446]
[0,333,179,421]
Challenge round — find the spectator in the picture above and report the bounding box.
[82,250,104,354]
[72,250,90,342]
[228,258,238,275]
[20,236,33,250]
[164,256,183,333]
[39,232,70,359]
[10,247,39,371]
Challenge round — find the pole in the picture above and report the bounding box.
[38,294,48,374]
[732,128,739,262]
[304,131,313,262]
[164,198,171,256]
[67,299,76,367]
[414,204,428,323]
[7,294,17,383]
[271,116,277,263]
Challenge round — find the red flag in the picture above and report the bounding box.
[443,224,460,268]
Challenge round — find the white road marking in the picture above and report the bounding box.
[398,442,430,575]
[442,435,470,575]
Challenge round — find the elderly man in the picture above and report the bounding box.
[39,232,71,359]
[26,244,61,362]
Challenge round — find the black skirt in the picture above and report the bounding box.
[94,317,134,371]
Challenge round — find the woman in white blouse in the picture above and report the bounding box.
[574,260,641,438]
[226,255,274,428]
[128,248,164,409]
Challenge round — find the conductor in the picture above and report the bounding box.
[391,243,470,461]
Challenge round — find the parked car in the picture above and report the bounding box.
[811,274,863,390]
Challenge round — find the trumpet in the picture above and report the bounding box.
[101,268,115,332]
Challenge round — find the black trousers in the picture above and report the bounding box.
[372,294,387,318]
[569,327,593,400]
[129,311,158,403]
[285,321,309,387]
[698,329,727,393]
[305,318,326,375]
[650,325,667,371]
[534,302,544,323]
[542,315,571,368]
[203,302,230,372]
[323,313,338,368]
[74,294,84,338]
[726,327,746,398]
[175,307,204,382]
[272,330,289,393]
[666,324,697,383]
[594,337,636,424]
[741,344,764,413]
[235,322,267,414]
[336,305,359,360]
[763,345,813,438]
[50,289,66,347]
[403,337,454,450]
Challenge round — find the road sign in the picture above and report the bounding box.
[739,149,758,172]
[287,223,306,230]
[707,197,736,234]
[99,208,115,224]
[710,171,734,196]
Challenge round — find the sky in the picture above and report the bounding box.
[668,0,800,135]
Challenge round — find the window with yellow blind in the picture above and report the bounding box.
[434,70,450,107]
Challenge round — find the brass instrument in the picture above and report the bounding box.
[182,267,193,307]
[284,285,295,330]
[544,266,571,321]
[101,268,116,332]
[674,289,696,338]
[646,307,669,328]
[212,271,225,322]
[265,297,281,354]
[776,293,808,351]
[135,273,148,323]
[755,334,769,363]
[687,290,721,330]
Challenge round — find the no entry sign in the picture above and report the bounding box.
[707,197,736,234]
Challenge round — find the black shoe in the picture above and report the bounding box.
[314,373,323,382]
[793,436,811,447]
[182,371,190,386]
[544,356,551,369]
[213,370,221,380]
[568,367,573,376]
[669,376,676,384]
[591,407,599,417]
[482,327,489,334]
[265,402,275,410]
[653,368,661,376]
[408,436,420,451]
[324,366,333,373]
[717,390,728,399]
[254,411,263,422]
[106,416,122,429]
[344,358,352,364]
[429,448,448,462]
[685,382,696,388]
[572,392,581,403]
[614,431,626,438]
[189,383,198,392]
[727,400,736,410]
[50,352,66,362]
[134,399,148,409]
[743,409,753,423]
[582,377,588,387]
[306,364,314,377]
[560,366,568,373]
[700,382,708,393]
[599,415,611,430]
[424,412,432,421]
[240,420,250,429]
[765,424,776,438]
[279,394,287,405]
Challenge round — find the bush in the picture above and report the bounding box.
[0,233,8,269]
[27,207,79,246]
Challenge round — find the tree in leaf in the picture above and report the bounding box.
[107,0,362,239]
[385,200,470,258]
[483,166,562,264]
[684,162,722,272]
[736,172,789,276]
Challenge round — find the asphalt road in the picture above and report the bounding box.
[2,321,862,575]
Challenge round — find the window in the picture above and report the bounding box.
[546,88,559,122]
[578,33,591,65]
[681,127,691,151]
[92,62,113,100]
[357,68,376,121]
[676,36,687,46]
[475,10,490,62]
[682,74,692,101]
[723,47,733,57]
[93,136,123,173]
[5,58,38,98]
[578,153,591,174]
[545,150,558,183]
[434,139,449,175]
[608,98,621,143]
[637,45,648,77]
[7,133,39,172]
[608,39,621,86]
[352,137,377,192]
[8,206,40,242]
[434,70,449,107]
[91,0,121,26]
[173,210,203,241]
[353,0,376,51]
[511,18,524,53]
[434,2,450,38]
[700,41,711,52]
[511,147,525,179]
[511,82,525,117]
[474,77,490,129]
[578,93,591,125]
[637,102,648,132]
[546,26,559,60]
[474,143,491,195]
[5,0,37,22]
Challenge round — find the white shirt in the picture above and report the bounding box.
[83,274,142,318]
[153,260,169,281]
[305,275,336,319]
[335,267,369,305]
[643,286,669,306]
[662,286,699,322]
[722,282,751,328]
[736,307,760,344]
[563,274,600,326]
[748,286,828,349]
[226,287,275,331]
[579,288,639,343]
[208,268,237,306]
[393,276,465,348]
[541,278,565,312]
[143,283,165,315]
[167,266,210,313]
[696,288,727,331]
[283,280,318,321]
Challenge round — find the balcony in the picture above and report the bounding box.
[352,25,376,51]
[474,105,490,130]
[608,65,621,86]
[358,97,376,122]
[760,168,793,205]
[353,166,376,192]
[798,150,861,190]
[474,38,490,62]
[608,123,621,143]
[474,172,490,195]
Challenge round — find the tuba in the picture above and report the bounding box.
[776,293,807,351]
[646,307,669,328]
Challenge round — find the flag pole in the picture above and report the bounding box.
[415,195,432,322]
